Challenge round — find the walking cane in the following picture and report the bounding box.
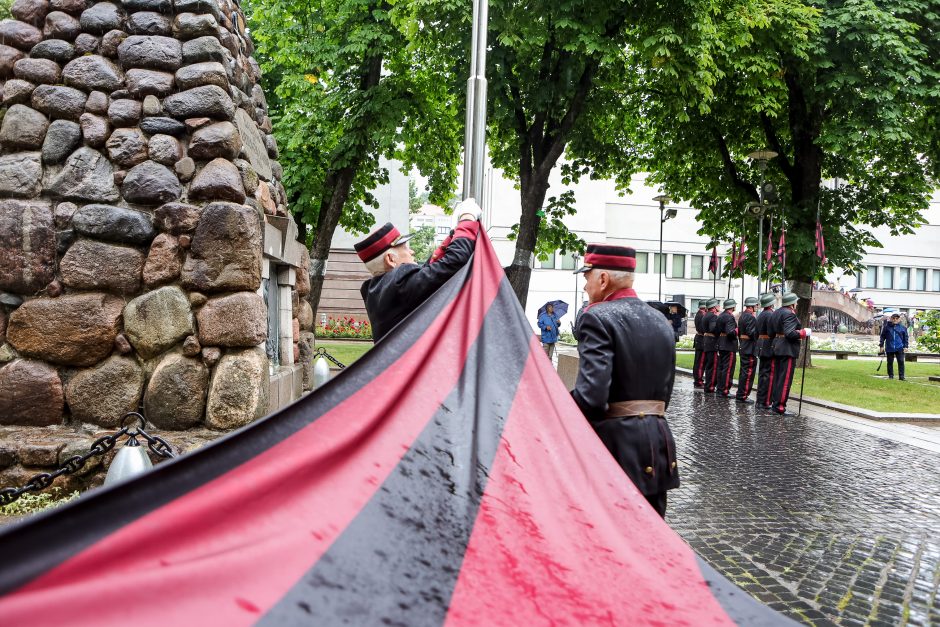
[876,351,884,372]
[797,337,810,417]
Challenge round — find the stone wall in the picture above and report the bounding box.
[0,0,315,487]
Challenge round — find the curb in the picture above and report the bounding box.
[675,367,940,423]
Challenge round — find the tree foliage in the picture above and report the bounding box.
[408,225,437,263]
[918,310,940,353]
[247,0,463,311]
[637,0,940,314]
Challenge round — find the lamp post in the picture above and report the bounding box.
[746,150,777,295]
[653,194,676,301]
[572,252,580,318]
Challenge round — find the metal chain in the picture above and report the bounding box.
[314,347,346,369]
[0,413,176,507]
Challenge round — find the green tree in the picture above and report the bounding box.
[408,225,437,263]
[638,0,940,325]
[248,0,463,314]
[0,0,12,20]
[917,310,940,353]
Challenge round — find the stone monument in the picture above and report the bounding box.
[0,0,314,489]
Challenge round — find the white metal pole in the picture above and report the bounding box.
[462,0,488,204]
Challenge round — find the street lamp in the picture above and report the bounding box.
[653,194,676,301]
[747,149,777,294]
[572,252,580,318]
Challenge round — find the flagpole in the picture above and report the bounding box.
[462,0,488,204]
[798,195,824,417]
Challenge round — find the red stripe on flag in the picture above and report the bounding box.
[445,337,736,626]
[0,237,510,625]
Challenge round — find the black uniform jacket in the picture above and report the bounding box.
[693,309,706,349]
[571,290,678,496]
[361,227,477,343]
[771,307,803,358]
[716,310,738,352]
[737,311,758,356]
[756,308,774,358]
[702,311,718,351]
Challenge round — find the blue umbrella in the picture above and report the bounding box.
[538,300,569,319]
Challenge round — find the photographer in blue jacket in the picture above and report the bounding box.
[537,304,561,360]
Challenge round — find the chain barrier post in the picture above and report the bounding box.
[0,412,176,507]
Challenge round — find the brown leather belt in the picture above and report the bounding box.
[704,333,715,337]
[740,334,751,340]
[775,333,786,337]
[605,400,666,418]
[695,333,703,336]
[719,333,728,336]
[758,334,770,339]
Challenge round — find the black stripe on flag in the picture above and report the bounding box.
[0,262,473,596]
[258,279,531,625]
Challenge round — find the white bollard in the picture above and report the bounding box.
[103,437,153,486]
[313,356,331,390]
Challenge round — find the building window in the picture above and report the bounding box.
[882,266,894,289]
[635,252,649,273]
[865,266,878,288]
[672,254,686,278]
[691,255,704,280]
[653,253,665,274]
[934,270,940,292]
[560,253,576,271]
[899,267,910,290]
[915,268,927,291]
[539,252,556,269]
[436,226,450,234]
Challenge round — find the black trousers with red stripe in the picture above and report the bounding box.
[735,354,757,400]
[717,351,737,395]
[756,356,774,407]
[771,355,797,412]
[693,346,706,386]
[703,351,719,392]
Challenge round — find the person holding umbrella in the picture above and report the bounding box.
[537,301,565,359]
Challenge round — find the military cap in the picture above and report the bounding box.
[781,292,799,306]
[697,300,708,309]
[744,296,759,307]
[723,299,736,309]
[706,298,719,309]
[759,292,776,308]
[354,223,415,263]
[573,244,637,273]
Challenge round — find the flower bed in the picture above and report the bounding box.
[315,317,373,340]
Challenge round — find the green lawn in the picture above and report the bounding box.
[676,352,940,413]
[314,340,373,367]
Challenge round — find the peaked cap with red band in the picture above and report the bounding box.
[354,223,415,263]
[573,244,637,274]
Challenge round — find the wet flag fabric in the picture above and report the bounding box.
[0,233,789,626]
[815,220,827,265]
[708,246,719,275]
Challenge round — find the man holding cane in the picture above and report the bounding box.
[879,313,909,380]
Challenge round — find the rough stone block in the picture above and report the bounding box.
[0,198,55,294]
[72,202,155,244]
[122,285,193,358]
[60,238,144,294]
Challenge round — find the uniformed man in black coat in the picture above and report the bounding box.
[715,299,738,396]
[701,298,720,393]
[755,292,776,408]
[571,244,679,518]
[692,300,708,387]
[770,292,811,415]
[734,296,760,403]
[356,201,481,343]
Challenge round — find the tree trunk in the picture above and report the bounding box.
[307,168,358,318]
[505,177,551,308]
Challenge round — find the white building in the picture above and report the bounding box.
[483,168,940,329]
[410,203,453,245]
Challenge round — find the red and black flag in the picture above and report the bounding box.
[766,231,774,272]
[815,220,827,265]
[708,246,719,275]
[0,233,786,626]
[777,229,787,270]
[733,233,747,271]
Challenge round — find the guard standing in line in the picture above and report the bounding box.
[701,298,720,393]
[571,244,679,518]
[357,200,482,342]
[755,292,776,408]
[770,292,811,415]
[734,297,760,403]
[692,300,708,387]
[715,299,738,397]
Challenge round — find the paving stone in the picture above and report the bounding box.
[78,2,124,34]
[42,11,81,41]
[31,83,86,119]
[126,10,171,35]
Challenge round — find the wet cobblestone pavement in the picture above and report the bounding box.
[665,378,940,626]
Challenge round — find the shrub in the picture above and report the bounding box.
[917,310,940,353]
[315,316,373,339]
